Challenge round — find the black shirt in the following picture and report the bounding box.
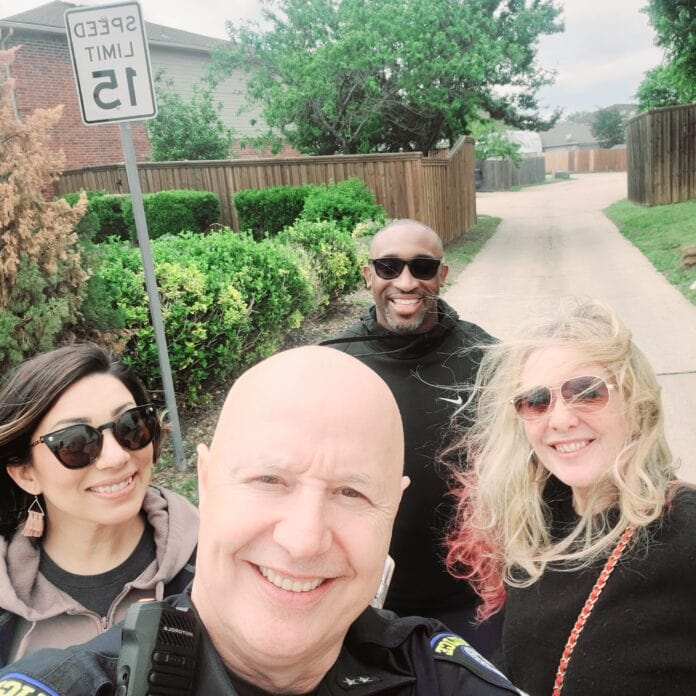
[39,522,155,616]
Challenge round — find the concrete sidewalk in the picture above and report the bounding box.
[444,172,696,481]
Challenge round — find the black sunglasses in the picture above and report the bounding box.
[369,256,442,280]
[511,376,615,421]
[31,404,158,469]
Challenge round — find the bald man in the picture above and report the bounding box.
[325,220,500,654]
[0,347,521,695]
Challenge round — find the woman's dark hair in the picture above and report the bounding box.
[0,343,163,540]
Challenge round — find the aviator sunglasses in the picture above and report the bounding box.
[31,404,158,469]
[511,376,616,421]
[369,256,442,280]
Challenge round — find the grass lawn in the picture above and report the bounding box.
[604,199,696,307]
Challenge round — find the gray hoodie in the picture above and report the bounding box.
[0,485,198,663]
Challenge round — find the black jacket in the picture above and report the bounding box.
[326,300,493,611]
[0,593,524,695]
[502,482,696,696]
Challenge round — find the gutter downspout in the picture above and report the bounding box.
[0,27,20,121]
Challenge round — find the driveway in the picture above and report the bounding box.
[444,172,696,482]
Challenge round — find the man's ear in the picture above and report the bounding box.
[439,263,449,284]
[6,464,40,496]
[196,443,210,507]
[362,265,372,289]
[401,475,410,492]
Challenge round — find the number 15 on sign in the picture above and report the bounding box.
[65,1,157,124]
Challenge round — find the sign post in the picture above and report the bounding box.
[65,1,185,470]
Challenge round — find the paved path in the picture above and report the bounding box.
[444,172,696,481]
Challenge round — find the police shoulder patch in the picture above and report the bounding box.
[430,633,524,694]
[0,673,62,696]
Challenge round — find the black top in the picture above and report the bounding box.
[327,300,493,611]
[502,480,696,696]
[39,522,155,616]
[0,594,525,695]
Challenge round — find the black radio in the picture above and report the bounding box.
[115,601,200,696]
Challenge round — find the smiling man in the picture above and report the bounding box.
[0,347,522,695]
[325,220,500,655]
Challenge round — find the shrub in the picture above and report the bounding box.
[84,230,313,403]
[0,46,87,372]
[299,178,386,233]
[122,190,221,240]
[276,220,361,310]
[61,191,129,242]
[234,185,319,240]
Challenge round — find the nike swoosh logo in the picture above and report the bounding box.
[439,395,463,406]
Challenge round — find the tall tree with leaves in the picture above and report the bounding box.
[638,1,696,108]
[212,0,563,155]
[591,108,626,148]
[644,1,696,95]
[147,72,234,161]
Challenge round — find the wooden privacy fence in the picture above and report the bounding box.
[57,137,476,245]
[626,103,696,206]
[477,157,545,191]
[543,148,627,174]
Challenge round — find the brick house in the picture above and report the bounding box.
[0,0,280,171]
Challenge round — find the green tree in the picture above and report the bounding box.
[147,72,234,161]
[471,120,522,164]
[643,1,696,99]
[591,108,626,148]
[635,64,684,111]
[212,0,563,155]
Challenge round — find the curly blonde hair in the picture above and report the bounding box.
[445,298,676,619]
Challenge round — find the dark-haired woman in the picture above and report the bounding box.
[0,344,198,665]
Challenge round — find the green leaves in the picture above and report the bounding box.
[147,72,234,161]
[214,0,562,154]
[591,109,626,149]
[639,0,696,109]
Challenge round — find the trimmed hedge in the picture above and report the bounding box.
[61,191,129,242]
[122,190,221,240]
[234,184,318,240]
[84,230,314,403]
[300,178,386,233]
[63,189,220,243]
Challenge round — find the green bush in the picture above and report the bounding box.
[234,185,318,240]
[122,190,221,241]
[0,256,84,372]
[61,191,130,242]
[276,220,361,310]
[299,178,386,233]
[84,230,313,403]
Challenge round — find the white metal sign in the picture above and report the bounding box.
[65,1,157,124]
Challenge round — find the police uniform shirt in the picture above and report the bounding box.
[0,593,525,695]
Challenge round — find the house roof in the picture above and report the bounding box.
[539,121,598,149]
[0,0,226,52]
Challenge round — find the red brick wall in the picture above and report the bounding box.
[8,31,151,170]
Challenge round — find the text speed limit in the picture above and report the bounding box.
[65,2,157,124]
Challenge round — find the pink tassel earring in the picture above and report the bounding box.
[22,496,45,538]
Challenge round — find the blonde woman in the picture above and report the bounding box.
[446,298,696,696]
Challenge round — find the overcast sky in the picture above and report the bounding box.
[3,0,664,117]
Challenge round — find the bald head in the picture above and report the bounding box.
[369,219,444,259]
[210,346,403,480]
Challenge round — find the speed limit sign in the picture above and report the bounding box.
[65,1,157,124]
